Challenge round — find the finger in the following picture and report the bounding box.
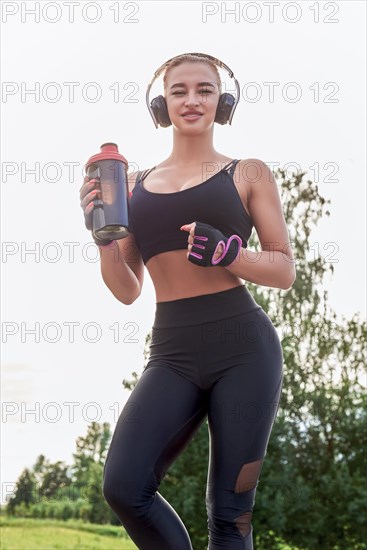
[180,221,195,232]
[80,188,100,210]
[86,201,94,213]
[79,176,91,193]
[79,178,100,199]
[84,175,100,184]
[81,178,99,191]
[80,181,93,199]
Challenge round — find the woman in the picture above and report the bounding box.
[79,53,296,550]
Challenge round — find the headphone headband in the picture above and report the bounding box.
[146,52,240,129]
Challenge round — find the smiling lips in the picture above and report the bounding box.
[181,111,203,120]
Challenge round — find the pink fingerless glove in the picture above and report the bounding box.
[188,221,242,267]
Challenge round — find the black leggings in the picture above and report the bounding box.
[102,285,284,549]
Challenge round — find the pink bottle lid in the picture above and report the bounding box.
[85,142,128,168]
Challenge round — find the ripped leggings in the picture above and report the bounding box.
[102,284,284,549]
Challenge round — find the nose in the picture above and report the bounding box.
[184,90,200,106]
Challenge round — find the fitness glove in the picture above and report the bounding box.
[187,221,242,267]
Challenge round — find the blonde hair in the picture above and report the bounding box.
[163,54,222,94]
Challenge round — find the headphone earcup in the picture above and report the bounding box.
[215,93,236,125]
[150,95,172,128]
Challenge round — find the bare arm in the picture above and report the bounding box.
[225,159,296,290]
[98,234,144,305]
[91,171,144,305]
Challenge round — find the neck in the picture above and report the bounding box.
[166,127,219,166]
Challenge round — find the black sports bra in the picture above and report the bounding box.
[128,159,253,265]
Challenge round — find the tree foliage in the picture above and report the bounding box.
[6,424,117,525]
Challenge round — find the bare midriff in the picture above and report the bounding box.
[146,249,244,303]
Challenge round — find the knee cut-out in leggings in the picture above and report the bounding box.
[102,285,284,549]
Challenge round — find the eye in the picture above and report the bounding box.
[199,89,213,94]
[172,91,185,96]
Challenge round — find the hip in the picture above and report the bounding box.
[150,285,283,365]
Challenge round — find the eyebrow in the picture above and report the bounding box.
[170,82,216,90]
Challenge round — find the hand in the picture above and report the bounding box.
[79,175,113,246]
[180,221,242,267]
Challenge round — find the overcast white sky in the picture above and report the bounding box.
[1,0,366,505]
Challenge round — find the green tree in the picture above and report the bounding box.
[71,421,110,484]
[6,424,116,524]
[253,169,367,549]
[70,421,114,523]
[6,468,37,514]
[32,455,70,501]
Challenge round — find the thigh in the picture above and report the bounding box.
[103,364,208,486]
[207,308,284,479]
[207,359,283,491]
[206,327,283,540]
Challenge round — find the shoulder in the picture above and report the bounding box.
[236,158,274,181]
[127,169,150,198]
[231,159,278,219]
[235,158,276,195]
[128,165,158,192]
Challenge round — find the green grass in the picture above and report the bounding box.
[0,517,138,549]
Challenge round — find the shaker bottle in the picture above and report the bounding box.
[84,142,130,240]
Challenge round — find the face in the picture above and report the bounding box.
[164,62,220,133]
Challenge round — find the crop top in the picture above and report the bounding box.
[128,159,253,265]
